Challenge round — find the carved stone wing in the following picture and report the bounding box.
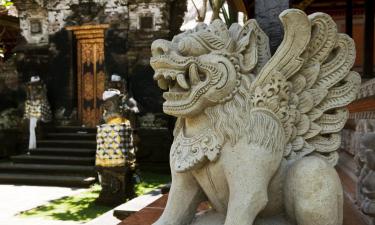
[250,9,361,166]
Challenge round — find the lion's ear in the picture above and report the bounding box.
[235,26,257,73]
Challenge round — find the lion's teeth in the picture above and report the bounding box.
[165,71,176,80]
[189,63,200,85]
[177,74,190,90]
[153,73,162,80]
[157,79,168,90]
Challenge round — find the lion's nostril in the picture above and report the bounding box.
[199,73,207,82]
[154,46,167,56]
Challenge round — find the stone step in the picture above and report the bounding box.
[0,173,96,187]
[88,188,166,225]
[0,162,96,176]
[113,189,163,220]
[11,154,95,166]
[29,147,96,157]
[48,126,97,134]
[2,125,99,188]
[42,132,96,141]
[37,139,96,149]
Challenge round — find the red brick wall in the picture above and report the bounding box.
[317,14,375,72]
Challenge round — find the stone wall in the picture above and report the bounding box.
[15,0,131,43]
[18,6,49,44]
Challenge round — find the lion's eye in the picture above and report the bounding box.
[177,38,208,57]
[178,41,189,56]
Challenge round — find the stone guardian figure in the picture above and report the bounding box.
[23,76,51,150]
[150,9,361,225]
[95,88,136,205]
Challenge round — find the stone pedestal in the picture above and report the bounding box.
[119,189,368,225]
[95,123,136,206]
[96,167,135,206]
[119,195,210,225]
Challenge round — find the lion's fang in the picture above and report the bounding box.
[177,74,190,90]
[189,63,200,85]
[153,73,163,80]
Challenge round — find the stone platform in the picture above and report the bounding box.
[119,164,369,225]
[119,195,211,225]
[120,190,368,225]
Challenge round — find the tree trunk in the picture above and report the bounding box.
[255,0,289,54]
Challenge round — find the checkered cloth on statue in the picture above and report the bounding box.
[24,99,52,122]
[96,122,135,168]
[23,79,52,122]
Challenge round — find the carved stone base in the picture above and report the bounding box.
[96,167,135,206]
[191,210,292,225]
[120,193,367,225]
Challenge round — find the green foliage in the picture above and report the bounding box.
[18,171,171,222]
[135,171,171,196]
[18,184,110,222]
[208,0,238,27]
[0,0,13,14]
[0,0,13,7]
[0,108,22,130]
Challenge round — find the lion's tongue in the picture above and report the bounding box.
[157,79,168,90]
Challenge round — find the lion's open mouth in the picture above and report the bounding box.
[153,63,206,101]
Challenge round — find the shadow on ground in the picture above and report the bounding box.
[19,185,111,222]
[18,171,171,222]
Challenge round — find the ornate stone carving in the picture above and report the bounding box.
[65,2,106,26]
[172,127,221,172]
[18,4,49,44]
[150,9,360,225]
[359,78,375,99]
[357,123,375,224]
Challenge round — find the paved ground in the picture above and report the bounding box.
[0,184,86,225]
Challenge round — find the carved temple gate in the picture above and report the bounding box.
[66,25,109,127]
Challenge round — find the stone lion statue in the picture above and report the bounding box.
[150,9,360,225]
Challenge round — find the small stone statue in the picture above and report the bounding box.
[108,74,140,152]
[108,74,140,128]
[150,9,360,225]
[23,76,51,149]
[95,88,136,206]
[357,132,375,223]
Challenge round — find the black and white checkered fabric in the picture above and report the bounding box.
[24,99,52,122]
[96,123,134,167]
